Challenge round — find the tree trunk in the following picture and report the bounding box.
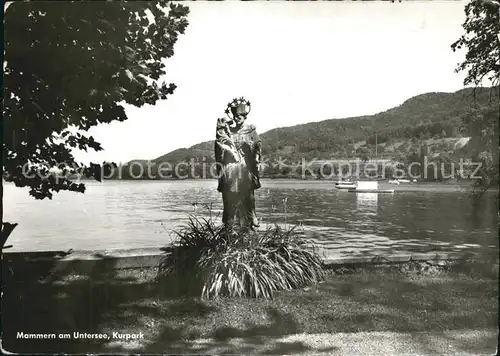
[1,166,17,251]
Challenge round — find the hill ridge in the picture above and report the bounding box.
[129,86,498,166]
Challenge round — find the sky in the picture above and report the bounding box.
[72,0,473,164]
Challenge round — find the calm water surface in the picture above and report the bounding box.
[3,180,498,252]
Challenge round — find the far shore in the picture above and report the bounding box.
[66,176,497,184]
[3,178,498,191]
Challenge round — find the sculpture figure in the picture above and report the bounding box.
[215,97,262,229]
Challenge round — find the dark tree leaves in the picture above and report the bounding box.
[3,1,190,199]
[452,0,500,196]
[452,0,500,87]
[462,106,499,195]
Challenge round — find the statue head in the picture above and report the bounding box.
[225,97,251,127]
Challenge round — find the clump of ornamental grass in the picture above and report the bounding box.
[157,216,227,296]
[158,216,325,299]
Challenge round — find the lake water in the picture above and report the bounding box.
[3,180,498,253]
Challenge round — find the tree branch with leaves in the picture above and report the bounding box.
[452,0,500,87]
[452,0,500,198]
[1,1,190,247]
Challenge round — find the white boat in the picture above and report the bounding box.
[348,180,394,194]
[334,180,357,189]
[388,178,412,184]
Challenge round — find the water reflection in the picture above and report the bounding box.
[470,197,499,230]
[356,193,378,216]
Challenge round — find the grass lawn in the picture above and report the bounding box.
[2,261,498,354]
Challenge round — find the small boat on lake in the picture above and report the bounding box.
[348,180,394,194]
[388,178,413,184]
[334,179,357,189]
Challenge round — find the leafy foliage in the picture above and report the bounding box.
[158,216,325,299]
[159,216,225,276]
[452,0,500,194]
[3,1,190,199]
[452,0,500,87]
[462,106,499,194]
[158,216,225,296]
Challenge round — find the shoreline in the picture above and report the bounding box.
[98,177,497,184]
[3,247,498,279]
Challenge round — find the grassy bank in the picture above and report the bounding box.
[2,261,498,354]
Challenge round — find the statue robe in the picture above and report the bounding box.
[215,123,262,193]
[215,121,262,227]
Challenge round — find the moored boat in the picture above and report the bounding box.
[348,180,394,194]
[388,178,413,184]
[334,180,357,189]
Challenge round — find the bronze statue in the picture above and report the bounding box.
[215,97,262,229]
